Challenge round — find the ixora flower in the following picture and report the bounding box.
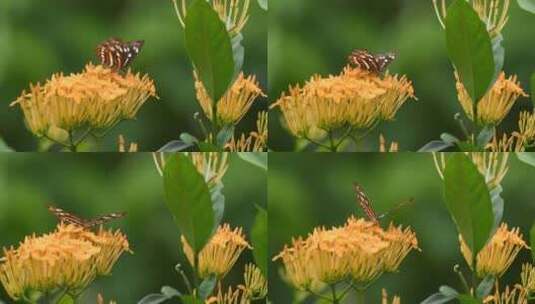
[460,223,528,278]
[382,289,401,304]
[153,152,229,188]
[433,0,510,38]
[194,72,265,126]
[483,285,528,304]
[271,66,415,138]
[181,224,252,279]
[0,224,131,301]
[518,111,535,143]
[433,152,509,190]
[455,72,527,126]
[226,111,268,152]
[10,64,157,141]
[521,263,535,293]
[174,0,250,36]
[242,263,268,299]
[273,216,419,290]
[206,286,249,304]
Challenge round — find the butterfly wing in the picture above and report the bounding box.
[122,40,144,68]
[48,206,87,227]
[348,49,380,73]
[376,53,396,73]
[353,183,379,224]
[85,211,127,228]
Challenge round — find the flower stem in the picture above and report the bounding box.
[328,131,337,152]
[330,284,339,304]
[454,264,471,294]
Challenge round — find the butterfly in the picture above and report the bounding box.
[347,49,396,74]
[353,182,413,225]
[48,205,127,229]
[95,37,144,71]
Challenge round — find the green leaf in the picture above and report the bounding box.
[531,72,535,106]
[476,126,495,149]
[518,0,535,13]
[138,294,171,304]
[138,287,181,304]
[163,154,214,253]
[185,0,234,102]
[210,182,225,233]
[516,152,535,167]
[418,140,454,152]
[489,185,504,234]
[161,286,182,297]
[251,206,268,276]
[180,133,199,145]
[57,295,74,304]
[199,276,217,300]
[216,125,235,147]
[491,35,505,83]
[231,34,245,78]
[237,152,268,170]
[441,133,461,145]
[158,140,194,152]
[458,295,482,304]
[0,138,13,152]
[530,223,535,262]
[445,0,495,103]
[476,276,495,299]
[257,0,268,10]
[421,286,458,304]
[443,153,494,260]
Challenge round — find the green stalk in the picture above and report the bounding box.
[330,284,339,304]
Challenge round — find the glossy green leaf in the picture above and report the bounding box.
[443,153,494,260]
[489,185,504,235]
[185,0,234,102]
[158,140,194,152]
[210,181,225,233]
[257,0,268,10]
[231,33,245,78]
[446,0,494,103]
[0,138,13,152]
[476,126,495,149]
[491,35,505,83]
[421,286,458,304]
[530,223,535,262]
[516,152,535,167]
[237,152,268,170]
[476,276,495,299]
[251,206,268,276]
[518,0,535,13]
[418,140,454,152]
[216,125,235,147]
[199,276,217,300]
[163,154,214,253]
[161,286,182,298]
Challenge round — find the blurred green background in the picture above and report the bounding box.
[0,0,267,151]
[269,0,535,151]
[0,153,267,303]
[268,153,535,302]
